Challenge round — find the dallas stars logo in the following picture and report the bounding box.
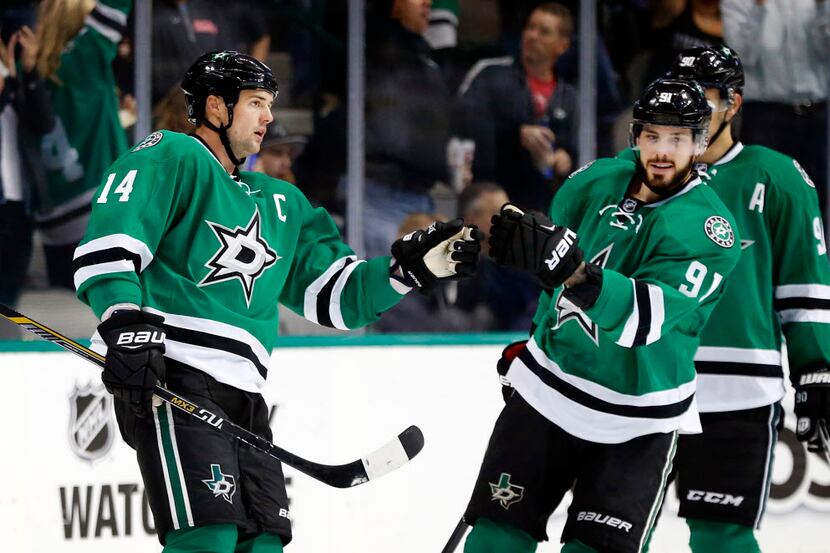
[200,208,280,307]
[202,464,236,504]
[554,244,613,345]
[489,473,525,510]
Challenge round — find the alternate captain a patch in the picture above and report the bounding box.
[199,207,280,306]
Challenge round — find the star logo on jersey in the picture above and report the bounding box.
[202,464,236,504]
[200,208,280,306]
[489,473,525,510]
[704,216,735,248]
[555,245,613,345]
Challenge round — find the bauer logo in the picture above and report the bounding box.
[68,382,115,462]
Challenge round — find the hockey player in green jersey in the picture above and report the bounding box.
[73,51,483,552]
[460,78,741,553]
[625,45,830,553]
[31,0,131,287]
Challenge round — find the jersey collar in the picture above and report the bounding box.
[642,175,702,208]
[189,134,241,181]
[713,141,744,166]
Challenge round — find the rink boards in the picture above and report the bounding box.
[0,336,828,552]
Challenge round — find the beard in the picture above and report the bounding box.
[639,156,695,196]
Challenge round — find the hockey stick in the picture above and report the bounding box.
[441,517,470,553]
[0,304,424,488]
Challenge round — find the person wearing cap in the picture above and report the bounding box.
[72,50,483,552]
[252,121,306,184]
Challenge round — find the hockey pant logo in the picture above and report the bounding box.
[686,489,744,506]
[489,473,525,509]
[202,464,237,504]
[576,511,633,533]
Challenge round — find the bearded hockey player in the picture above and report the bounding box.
[460,78,741,553]
[72,51,482,552]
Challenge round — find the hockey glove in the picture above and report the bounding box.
[489,204,583,291]
[794,369,830,463]
[497,340,527,403]
[98,310,166,417]
[390,218,484,290]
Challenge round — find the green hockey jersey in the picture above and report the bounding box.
[74,131,406,392]
[619,144,830,413]
[35,0,130,246]
[507,158,741,443]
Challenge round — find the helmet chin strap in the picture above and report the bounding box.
[201,104,246,167]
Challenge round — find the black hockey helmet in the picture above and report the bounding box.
[631,78,711,154]
[182,51,278,125]
[668,45,744,101]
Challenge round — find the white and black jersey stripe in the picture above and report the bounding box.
[774,284,830,324]
[303,256,365,330]
[73,234,154,290]
[85,2,128,43]
[694,347,786,412]
[91,307,271,392]
[617,280,665,348]
[507,339,699,443]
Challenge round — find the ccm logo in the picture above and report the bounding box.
[576,511,632,533]
[686,490,744,506]
[544,229,577,271]
[116,330,165,346]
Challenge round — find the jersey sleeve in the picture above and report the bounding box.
[768,160,830,379]
[277,193,407,330]
[548,160,598,229]
[582,215,741,348]
[74,146,188,318]
[68,0,131,80]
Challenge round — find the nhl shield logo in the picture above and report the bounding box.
[68,383,115,462]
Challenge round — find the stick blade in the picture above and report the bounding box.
[360,425,425,484]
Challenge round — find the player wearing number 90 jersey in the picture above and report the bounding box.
[33,0,130,280]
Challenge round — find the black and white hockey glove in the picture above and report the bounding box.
[497,340,527,403]
[98,310,166,417]
[794,369,830,463]
[489,204,583,291]
[390,218,484,290]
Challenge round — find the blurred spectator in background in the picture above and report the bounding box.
[454,2,576,213]
[454,181,540,331]
[252,120,307,184]
[722,0,829,219]
[0,28,41,308]
[360,0,451,258]
[152,83,193,133]
[26,0,131,289]
[147,0,272,104]
[646,0,724,83]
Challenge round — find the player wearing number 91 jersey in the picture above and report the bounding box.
[461,79,741,553]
